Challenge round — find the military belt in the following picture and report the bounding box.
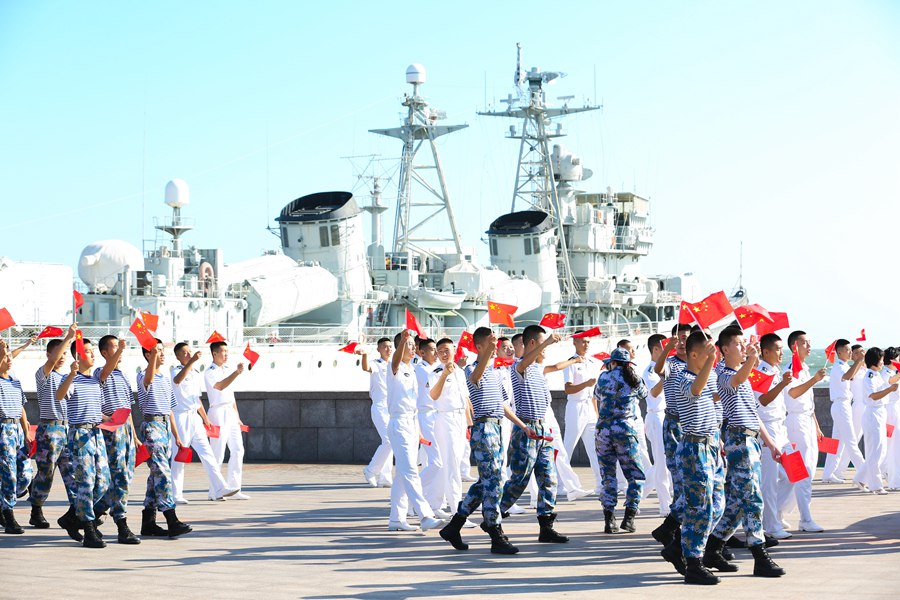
[40,419,67,425]
[0,418,19,424]
[71,423,99,429]
[727,426,759,438]
[683,433,712,444]
[473,416,502,425]
[145,415,169,423]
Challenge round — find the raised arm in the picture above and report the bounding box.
[729,345,759,388]
[654,338,676,376]
[42,324,77,377]
[214,363,245,390]
[56,361,78,401]
[99,338,127,384]
[517,332,560,375]
[173,351,201,385]
[468,334,496,387]
[788,368,825,399]
[690,341,717,397]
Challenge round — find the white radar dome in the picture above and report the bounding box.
[165,178,190,208]
[78,240,145,292]
[406,64,426,85]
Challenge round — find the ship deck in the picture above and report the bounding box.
[2,464,898,599]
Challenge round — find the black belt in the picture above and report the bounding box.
[0,418,19,424]
[520,418,546,425]
[145,415,169,422]
[664,412,679,422]
[683,433,713,444]
[727,426,759,438]
[473,416,502,425]
[40,419,67,425]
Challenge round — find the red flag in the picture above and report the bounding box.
[856,328,866,342]
[140,312,159,332]
[240,424,250,433]
[755,312,790,336]
[73,290,84,310]
[677,301,695,325]
[781,451,809,483]
[206,330,226,344]
[458,331,477,353]
[338,342,359,354]
[735,304,774,330]
[824,340,837,364]
[37,326,64,339]
[817,437,839,454]
[493,356,515,368]
[539,313,566,329]
[243,343,260,369]
[681,291,733,329]
[888,423,895,438]
[571,327,602,339]
[454,344,466,363]
[748,369,775,394]
[174,447,193,463]
[593,352,611,361]
[129,318,158,351]
[74,329,87,360]
[0,308,15,332]
[405,309,427,338]
[892,360,900,372]
[135,444,150,467]
[205,424,221,438]
[488,301,516,327]
[791,343,803,378]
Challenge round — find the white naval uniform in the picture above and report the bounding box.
[562,355,604,492]
[364,357,393,485]
[881,367,899,483]
[642,361,672,515]
[428,364,469,511]
[415,361,443,511]
[854,369,889,491]
[387,361,436,525]
[822,359,865,481]
[169,364,230,499]
[205,362,245,494]
[851,368,867,446]
[755,360,793,534]
[781,362,818,524]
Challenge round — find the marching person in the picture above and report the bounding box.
[642,334,673,517]
[360,337,394,488]
[821,340,866,483]
[853,347,899,494]
[170,343,239,502]
[562,332,603,495]
[495,336,516,485]
[205,341,249,500]
[851,343,867,448]
[882,347,900,487]
[594,348,647,534]
[92,335,141,544]
[136,340,192,537]
[414,338,445,516]
[0,341,34,535]
[27,325,78,531]
[541,356,592,502]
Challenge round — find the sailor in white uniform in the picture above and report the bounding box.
[360,338,394,488]
[204,342,249,500]
[853,347,898,494]
[821,341,866,483]
[880,347,900,487]
[851,344,867,446]
[562,334,603,495]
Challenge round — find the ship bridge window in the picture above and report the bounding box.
[330,224,340,245]
[532,237,540,254]
[319,226,330,247]
[524,238,532,255]
[490,239,497,256]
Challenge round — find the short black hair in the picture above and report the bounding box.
[417,338,436,351]
[436,337,453,348]
[210,341,228,354]
[472,327,493,347]
[865,347,884,369]
[46,339,64,354]
[835,339,851,353]
[141,338,164,359]
[174,342,189,355]
[884,347,899,363]
[648,334,666,352]
[511,333,523,345]
[786,331,806,351]
[522,325,546,347]
[70,338,92,358]
[851,344,863,351]
[98,335,118,354]
[376,337,391,346]
[393,332,403,348]
[685,331,708,356]
[497,336,510,343]
[760,333,782,352]
[717,327,743,348]
[671,323,692,336]
[617,339,631,348]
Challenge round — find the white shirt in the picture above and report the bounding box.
[829,360,852,402]
[783,362,814,416]
[499,367,514,408]
[368,357,389,407]
[171,364,202,413]
[415,361,437,412]
[387,361,419,417]
[428,364,468,412]
[563,355,601,404]
[850,367,867,404]
[861,368,888,411]
[755,359,786,423]
[642,361,666,413]
[882,367,899,405]
[205,362,235,407]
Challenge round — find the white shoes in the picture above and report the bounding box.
[768,528,793,540]
[232,492,251,500]
[175,497,190,505]
[433,508,452,520]
[820,475,845,484]
[463,518,478,529]
[798,519,824,533]
[388,521,418,531]
[853,480,869,492]
[377,479,392,488]
[872,488,889,495]
[208,495,226,501]
[222,487,240,498]
[567,488,591,502]
[779,517,791,530]
[461,474,478,482]
[363,469,378,488]
[507,504,527,515]
[419,516,443,532]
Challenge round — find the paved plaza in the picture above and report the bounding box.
[1,463,898,599]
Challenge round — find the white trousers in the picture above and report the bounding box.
[460,438,472,478]
[545,405,583,496]
[852,399,866,444]
[433,410,466,511]
[563,400,603,491]
[170,410,230,499]
[643,411,672,515]
[759,418,793,533]
[365,402,393,483]
[822,400,865,480]
[208,403,245,494]
[387,414,434,524]
[417,411,444,510]
[855,407,887,491]
[884,402,898,480]
[782,412,817,523]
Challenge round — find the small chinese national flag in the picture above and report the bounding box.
[593,352,611,361]
[755,312,790,336]
[206,330,226,344]
[243,343,260,369]
[735,303,774,330]
[405,309,427,338]
[493,356,515,368]
[681,291,734,329]
[458,331,477,353]
[488,301,517,327]
[129,318,158,351]
[748,369,775,394]
[824,340,838,364]
[37,326,64,339]
[74,329,87,360]
[140,312,159,331]
[338,342,358,354]
[539,313,566,329]
[891,360,900,372]
[856,328,866,342]
[73,290,84,310]
[791,343,803,378]
[0,308,15,332]
[571,327,602,339]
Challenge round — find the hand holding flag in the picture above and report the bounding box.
[748,369,775,394]
[130,319,158,351]
[405,309,427,338]
[243,343,260,369]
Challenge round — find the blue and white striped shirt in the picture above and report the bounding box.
[511,360,550,421]
[713,360,726,422]
[36,368,67,421]
[717,366,760,431]
[663,356,687,418]
[676,370,719,436]
[0,375,26,419]
[67,373,103,426]
[137,371,176,416]
[464,361,507,420]
[94,368,134,415]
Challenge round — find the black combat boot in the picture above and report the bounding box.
[3,509,23,534]
[29,504,49,529]
[603,510,619,534]
[163,508,192,537]
[660,529,686,575]
[93,517,104,539]
[537,513,569,543]
[439,513,469,550]
[57,506,83,542]
[750,544,786,577]
[481,522,518,554]
[140,507,168,537]
[685,556,720,585]
[652,513,679,546]
[115,517,141,544]
[702,534,739,572]
[82,519,106,548]
[620,507,637,533]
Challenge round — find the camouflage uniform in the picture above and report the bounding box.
[0,423,25,510]
[94,423,136,520]
[29,422,76,506]
[663,416,684,519]
[456,419,503,525]
[141,421,175,511]
[67,426,111,522]
[15,439,34,499]
[711,428,764,544]
[499,421,557,517]
[678,438,725,558]
[594,368,647,511]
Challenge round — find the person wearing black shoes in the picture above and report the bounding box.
[0,342,33,535]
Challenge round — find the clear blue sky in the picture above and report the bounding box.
[2,1,899,345]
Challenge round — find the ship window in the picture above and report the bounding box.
[331,224,340,245]
[490,239,497,256]
[319,226,330,247]
[524,238,532,255]
[281,226,288,246]
[297,361,302,368]
[532,238,540,254]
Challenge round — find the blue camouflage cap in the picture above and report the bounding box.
[604,347,635,365]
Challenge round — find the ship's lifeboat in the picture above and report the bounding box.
[414,287,467,310]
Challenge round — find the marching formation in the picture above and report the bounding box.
[358,318,899,585]
[0,324,251,548]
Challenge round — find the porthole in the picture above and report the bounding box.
[297,361,302,368]
[270,362,275,369]
[333,360,337,368]
[317,361,322,368]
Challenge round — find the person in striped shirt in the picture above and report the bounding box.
[137,339,191,538]
[0,342,34,535]
[705,328,785,578]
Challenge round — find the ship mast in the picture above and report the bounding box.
[370,64,467,258]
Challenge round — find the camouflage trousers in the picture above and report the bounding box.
[500,421,557,517]
[1,422,27,510]
[677,436,725,558]
[457,419,503,526]
[662,415,683,521]
[66,426,111,521]
[711,429,765,546]
[141,421,175,511]
[29,422,76,507]
[595,418,646,511]
[94,422,136,520]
